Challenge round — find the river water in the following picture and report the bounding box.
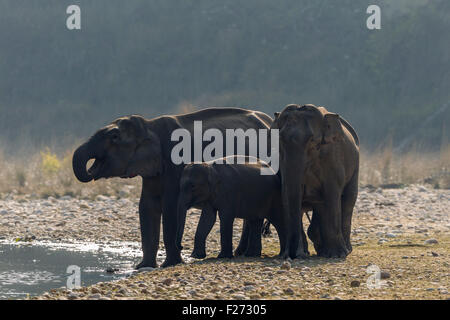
[0,240,144,299]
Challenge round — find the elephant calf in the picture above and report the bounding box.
[177,156,287,259]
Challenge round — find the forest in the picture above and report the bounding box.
[0,0,448,153]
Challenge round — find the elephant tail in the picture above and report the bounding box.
[261,220,272,237]
[339,116,359,146]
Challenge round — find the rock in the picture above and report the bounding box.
[431,252,439,257]
[424,239,438,245]
[87,293,101,299]
[350,280,360,287]
[105,267,119,273]
[162,278,173,286]
[380,271,390,279]
[417,186,427,192]
[232,294,246,300]
[281,261,291,270]
[118,288,128,295]
[188,290,197,296]
[138,267,156,273]
[320,294,330,299]
[283,288,294,295]
[385,233,396,238]
[91,287,101,294]
[67,293,79,300]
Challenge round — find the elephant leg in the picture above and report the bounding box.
[217,213,234,259]
[307,210,322,255]
[244,219,263,257]
[341,172,358,253]
[135,180,162,269]
[161,189,184,268]
[234,220,250,256]
[298,222,309,257]
[191,205,217,259]
[270,216,288,258]
[289,211,308,259]
[316,187,349,258]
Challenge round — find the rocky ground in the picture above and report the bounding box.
[0,184,448,300]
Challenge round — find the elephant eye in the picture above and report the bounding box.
[109,129,121,143]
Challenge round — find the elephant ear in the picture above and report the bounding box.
[126,125,162,178]
[116,115,148,142]
[322,113,344,144]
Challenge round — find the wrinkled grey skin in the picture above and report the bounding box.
[72,108,273,268]
[177,156,287,259]
[272,104,359,259]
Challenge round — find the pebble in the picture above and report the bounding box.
[67,293,78,300]
[283,288,294,295]
[138,267,156,273]
[424,239,439,245]
[91,287,101,294]
[350,280,360,287]
[385,233,396,238]
[280,261,291,270]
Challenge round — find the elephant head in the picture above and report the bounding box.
[272,104,323,213]
[176,162,220,244]
[72,115,162,183]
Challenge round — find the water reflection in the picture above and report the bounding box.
[0,240,143,299]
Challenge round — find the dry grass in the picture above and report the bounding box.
[360,145,450,189]
[0,145,448,199]
[0,149,141,200]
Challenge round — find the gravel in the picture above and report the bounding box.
[0,184,447,300]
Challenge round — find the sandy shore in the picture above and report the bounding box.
[0,184,448,299]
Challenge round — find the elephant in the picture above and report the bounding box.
[72,107,273,268]
[271,104,359,259]
[176,156,287,259]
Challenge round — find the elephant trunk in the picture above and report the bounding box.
[281,155,306,255]
[72,142,94,183]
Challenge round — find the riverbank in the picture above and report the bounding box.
[0,184,448,299]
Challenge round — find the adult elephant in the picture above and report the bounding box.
[272,104,359,259]
[72,108,273,268]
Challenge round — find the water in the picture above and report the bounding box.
[0,240,144,299]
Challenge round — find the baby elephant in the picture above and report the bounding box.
[176,156,287,259]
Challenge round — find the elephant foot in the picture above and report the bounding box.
[191,250,206,259]
[217,251,233,259]
[161,253,184,268]
[318,244,349,259]
[244,248,261,257]
[346,243,353,254]
[234,247,245,257]
[277,250,290,260]
[291,251,309,260]
[135,259,157,270]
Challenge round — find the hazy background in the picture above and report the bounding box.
[0,0,448,154]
